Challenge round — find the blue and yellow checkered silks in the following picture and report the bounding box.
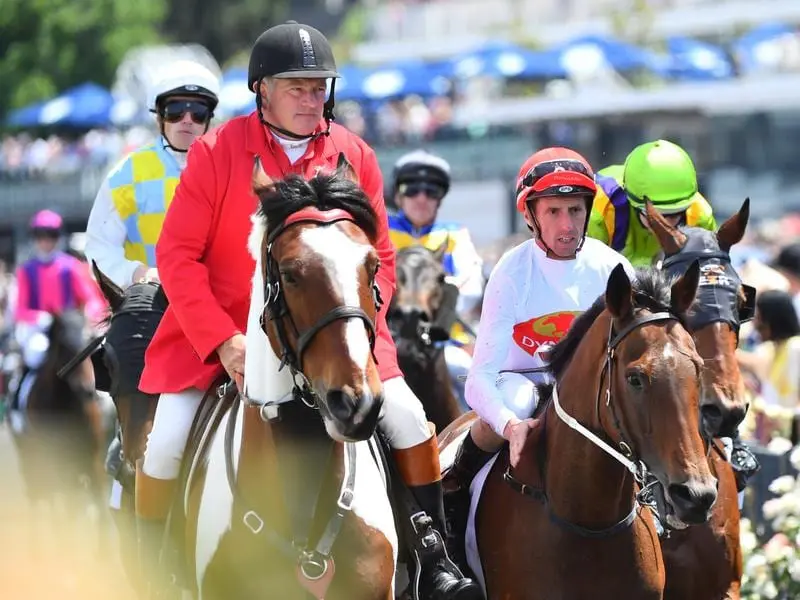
[107,142,181,266]
[388,213,473,345]
[388,213,462,274]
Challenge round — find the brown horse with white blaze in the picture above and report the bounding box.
[181,158,397,599]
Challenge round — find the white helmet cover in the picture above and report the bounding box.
[148,60,221,111]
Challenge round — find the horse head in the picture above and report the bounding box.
[92,262,166,469]
[647,198,753,438]
[247,154,385,442]
[548,263,717,527]
[389,241,454,349]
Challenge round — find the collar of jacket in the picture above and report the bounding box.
[244,111,339,163]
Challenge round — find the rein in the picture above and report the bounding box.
[502,309,679,538]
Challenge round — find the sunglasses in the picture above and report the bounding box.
[161,100,212,124]
[517,159,593,194]
[401,182,446,201]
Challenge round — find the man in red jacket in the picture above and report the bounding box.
[136,21,481,600]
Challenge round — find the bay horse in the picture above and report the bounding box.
[182,157,396,599]
[648,198,754,600]
[81,267,167,591]
[388,243,465,432]
[12,310,111,550]
[447,263,717,599]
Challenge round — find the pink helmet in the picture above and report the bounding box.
[30,209,63,234]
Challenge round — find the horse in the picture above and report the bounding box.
[441,262,717,599]
[647,199,754,600]
[388,243,465,432]
[11,310,112,553]
[83,267,167,591]
[178,157,397,599]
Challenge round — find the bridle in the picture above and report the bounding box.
[503,306,693,538]
[258,207,384,406]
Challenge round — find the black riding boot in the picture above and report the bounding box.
[408,481,484,600]
[729,431,760,492]
[442,433,495,572]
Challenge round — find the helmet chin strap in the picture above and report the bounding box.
[254,78,336,142]
[159,120,211,154]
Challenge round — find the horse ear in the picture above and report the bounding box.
[336,152,359,185]
[252,156,274,196]
[92,260,124,312]
[645,198,686,255]
[432,235,449,264]
[716,197,749,253]
[671,259,700,314]
[605,263,633,320]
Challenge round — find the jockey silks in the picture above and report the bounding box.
[589,173,716,267]
[107,141,182,268]
[465,237,634,437]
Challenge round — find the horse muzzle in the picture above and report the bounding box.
[665,479,718,526]
[320,387,384,442]
[700,396,747,439]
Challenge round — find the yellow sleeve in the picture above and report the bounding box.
[587,191,611,245]
[688,195,717,231]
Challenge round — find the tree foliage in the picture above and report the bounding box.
[0,0,167,118]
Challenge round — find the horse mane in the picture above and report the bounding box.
[253,172,379,246]
[547,267,688,382]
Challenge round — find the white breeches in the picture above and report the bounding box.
[15,323,50,370]
[379,376,432,450]
[142,377,432,480]
[142,388,204,480]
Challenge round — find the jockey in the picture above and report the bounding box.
[85,59,220,289]
[444,148,635,567]
[388,149,484,400]
[11,210,102,410]
[588,139,760,491]
[588,139,716,267]
[135,22,481,600]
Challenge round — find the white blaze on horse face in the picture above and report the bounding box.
[299,225,372,372]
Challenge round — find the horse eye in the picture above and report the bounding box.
[397,269,407,286]
[437,273,446,284]
[280,270,297,285]
[626,371,646,390]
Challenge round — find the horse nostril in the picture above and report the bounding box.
[700,405,723,435]
[325,389,357,421]
[668,482,717,515]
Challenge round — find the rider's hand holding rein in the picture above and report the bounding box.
[133,265,160,284]
[217,333,246,390]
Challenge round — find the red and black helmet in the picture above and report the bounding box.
[515,147,597,213]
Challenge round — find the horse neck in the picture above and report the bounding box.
[239,403,341,537]
[543,314,637,528]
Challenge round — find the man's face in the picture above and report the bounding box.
[259,78,327,137]
[395,182,445,229]
[526,196,587,258]
[159,95,212,151]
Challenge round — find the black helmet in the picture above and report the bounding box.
[248,21,340,91]
[393,150,452,197]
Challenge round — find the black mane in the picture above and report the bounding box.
[256,172,378,243]
[547,267,687,381]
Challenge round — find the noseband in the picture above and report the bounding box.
[258,207,383,403]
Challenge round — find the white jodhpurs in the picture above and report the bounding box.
[379,376,433,450]
[142,388,204,480]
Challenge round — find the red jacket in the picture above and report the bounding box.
[139,113,402,394]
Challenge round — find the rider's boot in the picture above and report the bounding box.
[394,431,484,600]
[729,430,760,492]
[135,460,177,598]
[442,431,496,571]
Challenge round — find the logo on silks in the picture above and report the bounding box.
[699,263,735,288]
[512,311,581,356]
